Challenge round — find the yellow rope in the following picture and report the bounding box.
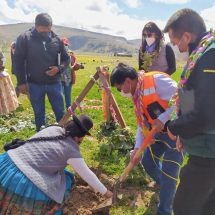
[147,139,184,182]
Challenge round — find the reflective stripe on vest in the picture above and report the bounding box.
[142,71,170,125]
[144,87,156,96]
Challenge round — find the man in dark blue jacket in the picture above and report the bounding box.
[15,13,69,131]
[164,8,215,215]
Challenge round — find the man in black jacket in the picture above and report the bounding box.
[15,13,69,131]
[164,8,215,215]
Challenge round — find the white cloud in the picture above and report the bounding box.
[0,0,166,39]
[151,0,190,4]
[124,0,141,8]
[201,4,215,30]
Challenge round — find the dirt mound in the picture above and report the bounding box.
[63,185,106,215]
[63,168,112,215]
[62,168,159,215]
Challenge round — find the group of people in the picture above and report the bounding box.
[111,8,215,215]
[0,7,214,215]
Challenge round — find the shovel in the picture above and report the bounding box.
[119,128,156,183]
[92,128,156,213]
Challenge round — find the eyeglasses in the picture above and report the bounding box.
[143,33,153,38]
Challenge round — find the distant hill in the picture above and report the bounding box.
[0,23,141,54]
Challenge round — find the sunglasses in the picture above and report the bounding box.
[143,33,153,38]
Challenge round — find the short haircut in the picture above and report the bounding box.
[35,13,52,27]
[110,63,138,86]
[163,8,206,38]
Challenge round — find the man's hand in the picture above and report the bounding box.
[46,66,59,76]
[18,84,28,94]
[176,137,184,152]
[73,63,84,71]
[152,119,164,133]
[130,148,142,166]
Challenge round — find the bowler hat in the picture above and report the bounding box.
[72,114,93,136]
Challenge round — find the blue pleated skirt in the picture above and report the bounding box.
[0,152,74,215]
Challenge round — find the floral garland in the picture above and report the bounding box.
[180,30,215,88]
[132,72,149,137]
[139,41,163,71]
[170,30,215,120]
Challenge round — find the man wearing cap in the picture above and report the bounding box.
[15,13,70,131]
[0,114,113,214]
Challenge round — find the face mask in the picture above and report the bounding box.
[120,90,133,98]
[0,58,6,71]
[146,37,156,46]
[172,44,189,61]
[1,58,6,67]
[39,32,51,40]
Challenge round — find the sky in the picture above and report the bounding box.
[0,0,215,40]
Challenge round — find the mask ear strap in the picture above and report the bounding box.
[130,82,132,94]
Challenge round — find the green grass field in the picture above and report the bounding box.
[0,53,183,214]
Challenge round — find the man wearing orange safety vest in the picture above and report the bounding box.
[110,63,183,215]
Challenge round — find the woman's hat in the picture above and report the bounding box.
[72,114,93,136]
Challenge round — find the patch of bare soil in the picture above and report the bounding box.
[63,185,106,215]
[63,168,159,215]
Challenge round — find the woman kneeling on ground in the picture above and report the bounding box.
[0,114,112,214]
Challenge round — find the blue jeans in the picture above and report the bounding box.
[28,82,64,131]
[141,132,183,215]
[62,81,72,109]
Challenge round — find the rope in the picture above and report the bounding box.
[75,97,84,113]
[110,104,118,123]
[147,139,184,182]
[68,106,75,116]
[100,85,111,93]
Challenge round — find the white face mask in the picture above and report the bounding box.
[146,37,156,47]
[2,58,6,67]
[120,90,133,98]
[172,44,189,62]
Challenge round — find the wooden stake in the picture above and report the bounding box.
[99,67,112,123]
[99,66,126,128]
[59,66,126,129]
[59,71,100,126]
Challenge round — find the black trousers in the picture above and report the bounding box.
[173,155,215,215]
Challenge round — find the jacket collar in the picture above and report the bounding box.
[188,32,208,54]
[30,27,56,39]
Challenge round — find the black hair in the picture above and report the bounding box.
[110,63,138,86]
[4,122,85,151]
[163,8,206,38]
[64,121,87,138]
[35,13,52,27]
[141,22,164,53]
[4,125,66,151]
